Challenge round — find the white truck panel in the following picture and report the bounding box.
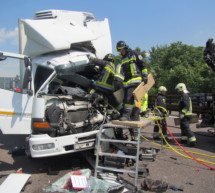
[89,18,112,59]
[32,98,45,118]
[0,89,33,134]
[19,10,112,59]
[20,19,95,57]
[32,50,90,69]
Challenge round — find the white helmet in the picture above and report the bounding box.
[175,83,187,92]
[158,86,167,92]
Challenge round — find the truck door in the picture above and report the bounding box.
[0,52,33,134]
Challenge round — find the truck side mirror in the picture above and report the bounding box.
[22,57,33,94]
[0,52,7,61]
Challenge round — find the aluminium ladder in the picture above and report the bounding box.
[94,122,142,187]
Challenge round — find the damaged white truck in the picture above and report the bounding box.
[0,10,115,158]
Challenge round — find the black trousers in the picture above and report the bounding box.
[123,86,137,106]
[154,119,167,135]
[180,116,195,138]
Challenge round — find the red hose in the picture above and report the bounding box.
[165,126,215,170]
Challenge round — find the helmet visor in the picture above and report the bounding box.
[117,47,124,51]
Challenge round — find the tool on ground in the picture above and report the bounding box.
[117,175,137,193]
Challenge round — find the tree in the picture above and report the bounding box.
[149,42,215,94]
[113,55,122,65]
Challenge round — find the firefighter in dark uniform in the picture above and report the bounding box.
[115,41,148,121]
[153,86,170,142]
[89,53,119,109]
[175,83,197,147]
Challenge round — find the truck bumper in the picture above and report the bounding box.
[27,130,99,158]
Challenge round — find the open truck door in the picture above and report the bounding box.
[0,52,33,134]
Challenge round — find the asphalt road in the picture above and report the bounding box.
[0,115,215,193]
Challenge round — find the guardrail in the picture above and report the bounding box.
[148,94,215,116]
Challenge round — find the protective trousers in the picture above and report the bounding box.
[153,119,167,137]
[180,116,196,142]
[120,85,140,121]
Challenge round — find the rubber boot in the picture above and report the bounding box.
[179,139,187,144]
[162,136,171,144]
[119,108,132,121]
[189,141,196,147]
[188,137,197,147]
[130,107,140,121]
[153,132,161,141]
[129,128,135,140]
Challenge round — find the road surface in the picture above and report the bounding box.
[0,114,215,192]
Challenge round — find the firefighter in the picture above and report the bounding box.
[89,53,120,109]
[153,86,170,142]
[175,83,197,147]
[89,53,115,93]
[115,41,148,121]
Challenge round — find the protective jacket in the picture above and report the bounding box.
[153,93,168,137]
[91,58,115,92]
[155,93,167,116]
[178,93,192,117]
[156,93,166,108]
[115,49,147,88]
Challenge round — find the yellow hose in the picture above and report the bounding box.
[141,108,215,166]
[141,134,215,158]
[140,134,215,165]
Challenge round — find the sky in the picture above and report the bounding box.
[0,0,215,55]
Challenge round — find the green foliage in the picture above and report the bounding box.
[113,55,122,65]
[149,42,214,94]
[134,47,146,58]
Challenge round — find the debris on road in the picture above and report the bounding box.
[43,168,124,193]
[0,173,31,193]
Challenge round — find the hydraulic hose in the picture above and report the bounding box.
[151,107,215,170]
[140,127,215,158]
[140,111,215,159]
[164,126,215,170]
[141,117,215,158]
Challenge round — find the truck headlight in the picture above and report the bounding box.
[32,143,55,151]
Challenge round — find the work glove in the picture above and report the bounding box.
[142,76,148,84]
[142,74,148,84]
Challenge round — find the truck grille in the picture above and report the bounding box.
[35,10,57,20]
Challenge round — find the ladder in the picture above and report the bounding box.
[94,122,142,186]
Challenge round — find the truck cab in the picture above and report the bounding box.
[0,10,112,158]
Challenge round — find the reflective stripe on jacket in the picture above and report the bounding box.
[118,49,145,87]
[93,59,115,91]
[115,63,124,82]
